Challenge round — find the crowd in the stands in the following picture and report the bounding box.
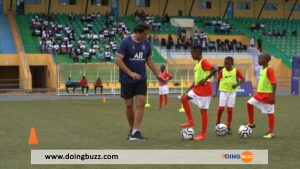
[31,12,130,63]
[156,29,248,52]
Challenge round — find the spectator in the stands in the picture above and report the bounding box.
[89,48,96,59]
[80,15,86,23]
[80,76,89,94]
[257,38,262,51]
[292,30,297,37]
[40,41,47,53]
[80,32,86,40]
[95,77,103,94]
[79,43,86,55]
[250,38,255,46]
[86,32,92,40]
[96,12,101,20]
[71,48,79,62]
[104,49,111,63]
[83,50,90,63]
[67,42,73,52]
[167,34,174,47]
[281,30,287,37]
[76,47,82,59]
[92,42,99,49]
[148,35,152,43]
[153,34,159,45]
[69,12,75,21]
[60,42,67,54]
[134,10,140,17]
[83,26,89,34]
[111,42,117,53]
[55,31,62,40]
[163,13,170,23]
[87,23,93,31]
[53,42,60,55]
[92,33,99,41]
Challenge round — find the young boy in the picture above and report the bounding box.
[180,45,217,141]
[158,65,172,109]
[215,56,245,134]
[246,53,276,139]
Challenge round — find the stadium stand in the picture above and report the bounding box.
[230,17,300,67]
[195,16,242,35]
[16,13,166,64]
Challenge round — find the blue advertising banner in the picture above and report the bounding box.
[291,56,300,95]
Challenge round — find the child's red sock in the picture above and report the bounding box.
[200,109,208,136]
[247,103,254,124]
[227,107,233,128]
[159,95,163,108]
[268,114,275,133]
[216,106,225,124]
[181,96,194,123]
[163,95,168,107]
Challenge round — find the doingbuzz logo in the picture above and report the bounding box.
[222,151,253,163]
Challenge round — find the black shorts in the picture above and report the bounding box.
[121,80,147,99]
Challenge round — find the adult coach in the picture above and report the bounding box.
[115,23,164,141]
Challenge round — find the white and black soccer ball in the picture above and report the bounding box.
[215,123,228,136]
[181,127,195,140]
[238,125,253,138]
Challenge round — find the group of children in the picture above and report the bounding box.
[158,45,276,141]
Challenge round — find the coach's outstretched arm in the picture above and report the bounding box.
[146,57,166,82]
[115,54,141,80]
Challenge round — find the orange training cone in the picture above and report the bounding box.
[102,97,107,103]
[28,128,39,145]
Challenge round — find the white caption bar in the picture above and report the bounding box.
[31,149,268,164]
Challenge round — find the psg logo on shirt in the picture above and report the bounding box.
[142,44,146,50]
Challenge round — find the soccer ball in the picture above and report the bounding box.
[215,123,228,136]
[181,127,195,140]
[238,125,253,138]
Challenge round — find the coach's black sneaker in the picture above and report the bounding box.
[129,131,147,141]
[244,123,256,128]
[127,129,132,140]
[227,128,231,135]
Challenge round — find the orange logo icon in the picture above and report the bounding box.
[241,151,253,163]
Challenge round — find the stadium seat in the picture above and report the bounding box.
[115,82,121,88]
[88,83,94,89]
[148,82,155,88]
[168,82,175,87]
[108,83,115,88]
[59,82,66,89]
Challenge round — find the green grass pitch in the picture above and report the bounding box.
[0,96,299,169]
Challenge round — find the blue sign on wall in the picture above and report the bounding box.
[291,56,300,95]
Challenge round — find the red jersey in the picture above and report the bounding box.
[193,59,213,96]
[216,68,245,81]
[159,72,171,86]
[254,67,276,104]
[80,79,88,86]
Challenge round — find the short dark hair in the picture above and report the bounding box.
[225,56,234,65]
[191,45,202,53]
[261,53,271,61]
[134,23,150,33]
